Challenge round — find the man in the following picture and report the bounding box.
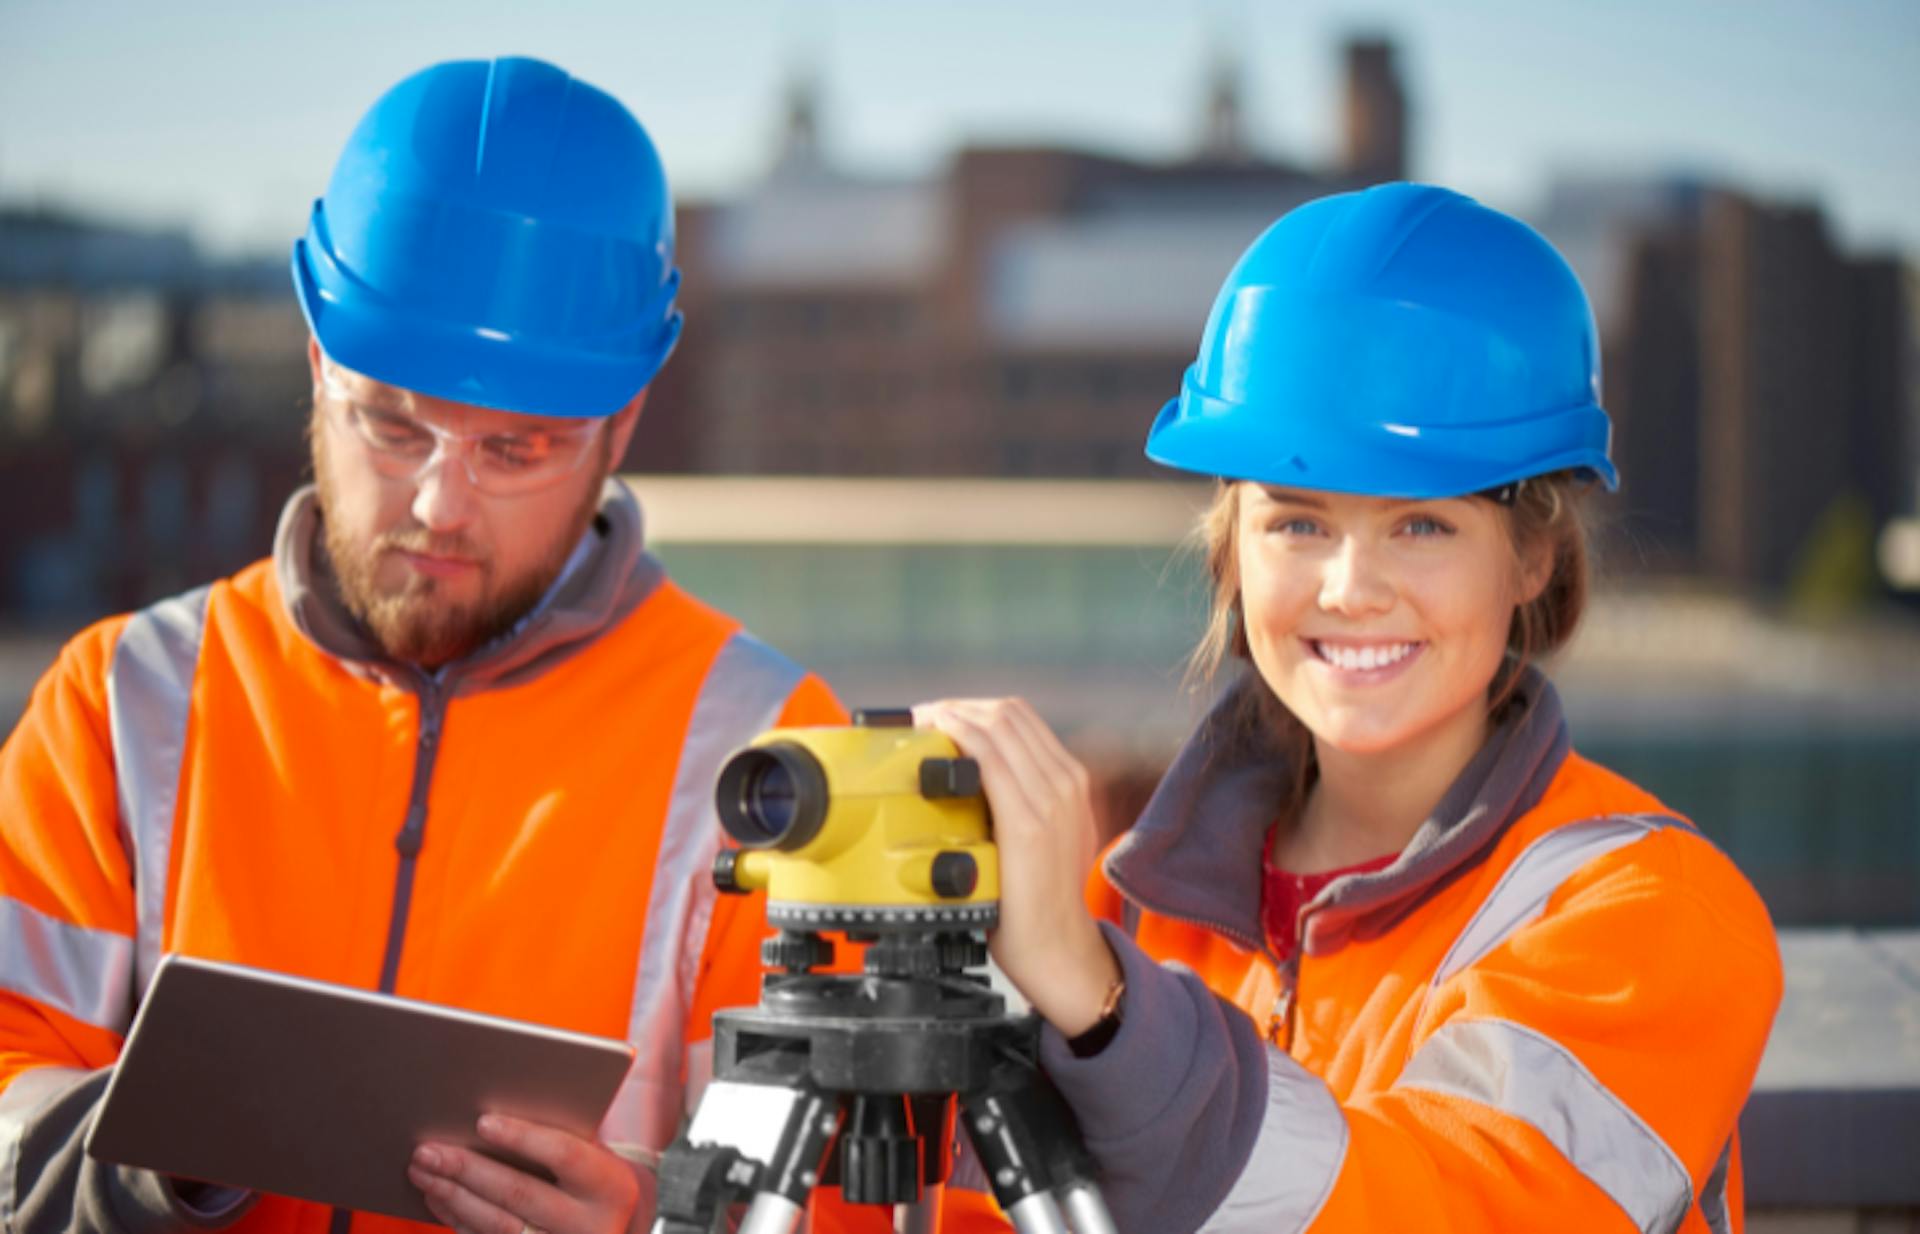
[0,57,843,1234]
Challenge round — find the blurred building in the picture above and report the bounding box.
[0,207,307,620]
[631,37,1409,479]
[5,32,1915,616]
[1538,180,1913,593]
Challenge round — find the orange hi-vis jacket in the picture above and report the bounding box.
[1037,669,1782,1234]
[0,482,845,1234]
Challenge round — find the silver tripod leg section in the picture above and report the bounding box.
[1056,1180,1118,1234]
[739,1192,807,1234]
[1005,1191,1074,1234]
[896,1184,942,1234]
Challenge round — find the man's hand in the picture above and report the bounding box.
[409,1114,643,1234]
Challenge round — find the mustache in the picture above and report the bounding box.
[377,529,488,565]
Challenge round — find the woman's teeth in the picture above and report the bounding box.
[1315,641,1418,671]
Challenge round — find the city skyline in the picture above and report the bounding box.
[2,0,1916,261]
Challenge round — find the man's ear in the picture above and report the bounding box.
[603,386,649,471]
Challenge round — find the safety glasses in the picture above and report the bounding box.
[317,365,605,497]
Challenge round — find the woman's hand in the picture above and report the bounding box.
[912,698,1121,1037]
[409,1114,644,1234]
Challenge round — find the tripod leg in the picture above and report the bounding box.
[894,1187,941,1234]
[1001,1194,1073,1234]
[957,1092,1074,1234]
[738,1193,807,1234]
[654,1083,839,1234]
[958,1068,1115,1234]
[1055,1179,1118,1234]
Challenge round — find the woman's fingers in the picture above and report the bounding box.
[914,701,1048,825]
[920,698,1086,827]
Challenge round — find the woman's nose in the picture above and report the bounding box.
[1317,536,1395,617]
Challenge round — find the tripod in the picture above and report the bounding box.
[650,922,1117,1234]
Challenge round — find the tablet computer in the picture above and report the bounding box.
[87,955,636,1223]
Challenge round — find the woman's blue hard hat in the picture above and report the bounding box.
[292,57,682,418]
[1146,183,1618,497]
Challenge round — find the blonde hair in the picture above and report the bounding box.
[1187,474,1594,823]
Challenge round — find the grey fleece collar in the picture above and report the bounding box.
[1103,665,1570,960]
[272,479,665,695]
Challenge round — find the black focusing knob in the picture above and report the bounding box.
[852,708,915,728]
[929,851,979,899]
[920,758,981,799]
[711,850,745,894]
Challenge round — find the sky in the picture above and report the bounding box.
[2,0,1916,261]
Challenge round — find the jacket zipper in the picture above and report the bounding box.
[333,683,446,1234]
[376,680,448,995]
[1270,900,1320,1049]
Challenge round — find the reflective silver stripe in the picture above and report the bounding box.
[0,1065,89,1229]
[600,632,805,1154]
[1431,814,1678,988]
[107,584,213,999]
[1197,1046,1348,1234]
[0,898,136,1031]
[1698,1137,1732,1234]
[1398,1018,1692,1234]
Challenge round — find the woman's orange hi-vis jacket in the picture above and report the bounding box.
[1033,669,1782,1234]
[0,483,845,1234]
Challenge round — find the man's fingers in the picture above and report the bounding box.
[408,1164,519,1234]
[417,1190,468,1234]
[475,1114,626,1197]
[410,1142,568,1234]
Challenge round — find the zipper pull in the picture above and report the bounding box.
[395,809,426,859]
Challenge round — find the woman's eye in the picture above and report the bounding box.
[1403,515,1453,537]
[1266,517,1321,537]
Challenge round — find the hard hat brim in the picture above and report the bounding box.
[292,231,681,420]
[1144,380,1619,498]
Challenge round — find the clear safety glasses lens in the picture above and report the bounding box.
[320,380,603,497]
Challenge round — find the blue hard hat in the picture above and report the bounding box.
[1146,183,1617,496]
[292,57,682,418]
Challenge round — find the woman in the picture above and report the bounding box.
[916,184,1780,1234]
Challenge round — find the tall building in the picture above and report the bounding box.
[1699,194,1908,590]
[1341,38,1407,186]
[1539,181,1912,591]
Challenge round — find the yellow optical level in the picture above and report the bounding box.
[712,709,999,933]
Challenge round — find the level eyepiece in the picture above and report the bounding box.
[716,742,830,850]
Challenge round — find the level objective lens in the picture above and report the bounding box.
[716,743,829,850]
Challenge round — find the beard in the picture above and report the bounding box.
[313,432,608,668]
